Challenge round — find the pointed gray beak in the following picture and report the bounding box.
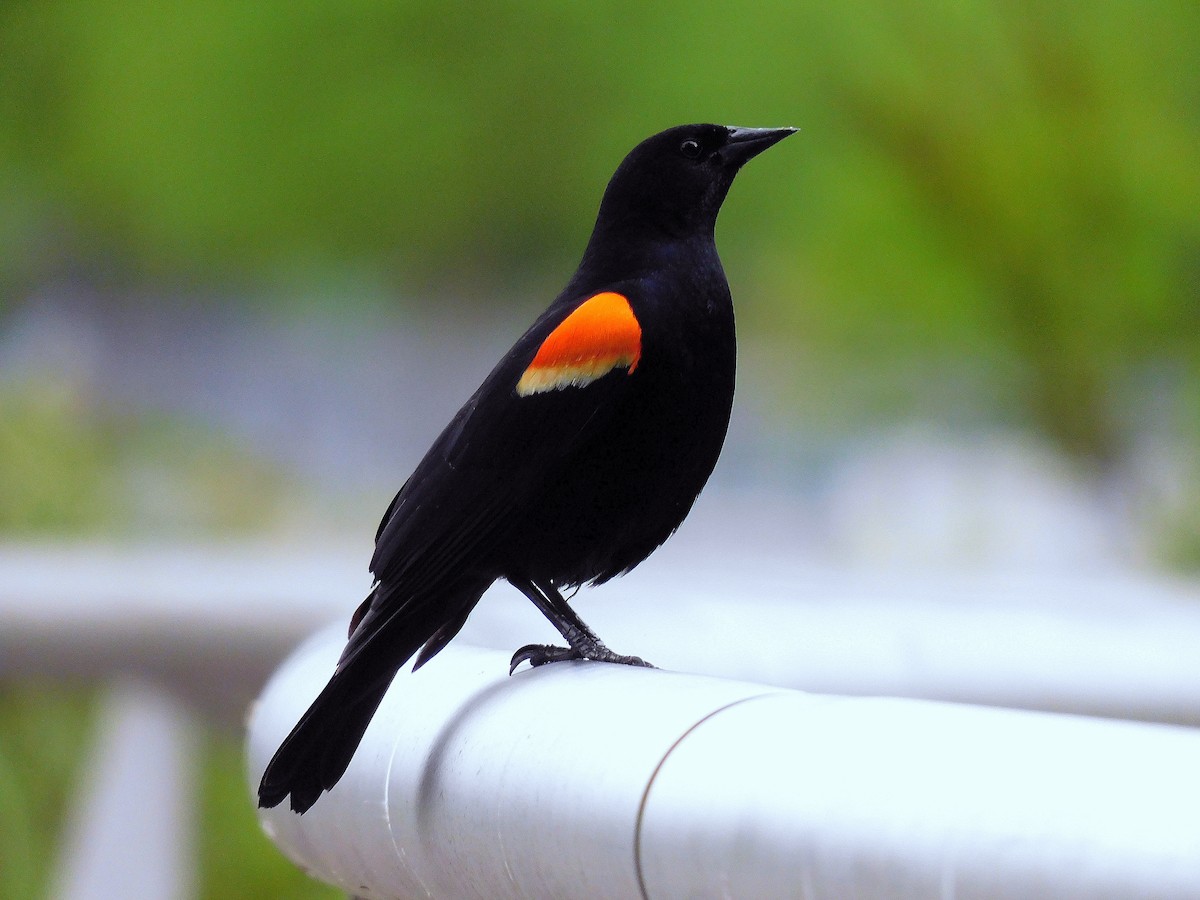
[720,126,798,167]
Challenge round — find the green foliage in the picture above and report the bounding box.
[2,1,1196,460]
[0,384,289,537]
[1160,509,1200,571]
[773,2,1200,460]
[199,730,339,900]
[0,686,97,899]
[0,387,119,533]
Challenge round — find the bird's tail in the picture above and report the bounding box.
[256,664,392,814]
[256,575,490,814]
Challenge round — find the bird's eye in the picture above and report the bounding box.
[679,139,702,159]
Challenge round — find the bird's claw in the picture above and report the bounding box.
[509,644,582,673]
[508,643,656,674]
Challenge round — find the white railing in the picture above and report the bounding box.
[4,543,1200,897]
[249,628,1200,899]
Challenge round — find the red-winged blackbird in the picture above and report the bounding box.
[258,123,796,814]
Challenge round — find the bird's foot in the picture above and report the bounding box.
[508,642,655,674]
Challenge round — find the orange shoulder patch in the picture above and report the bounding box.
[516,292,642,396]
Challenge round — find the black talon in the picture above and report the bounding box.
[509,644,583,674]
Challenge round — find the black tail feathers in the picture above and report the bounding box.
[257,578,492,814]
[257,670,391,814]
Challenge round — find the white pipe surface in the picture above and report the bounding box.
[248,625,1200,899]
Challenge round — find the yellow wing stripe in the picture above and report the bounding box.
[516,292,642,396]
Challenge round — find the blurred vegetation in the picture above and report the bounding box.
[0,687,96,899]
[1,0,1197,462]
[1,2,1198,896]
[0,383,291,537]
[0,687,337,899]
[198,729,339,900]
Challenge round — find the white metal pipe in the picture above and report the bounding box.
[248,625,1200,899]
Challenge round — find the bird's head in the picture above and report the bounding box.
[592,123,797,244]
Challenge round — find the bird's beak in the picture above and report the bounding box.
[720,126,798,167]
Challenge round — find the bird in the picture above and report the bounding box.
[257,122,796,814]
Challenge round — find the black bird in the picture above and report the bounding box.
[258,123,796,814]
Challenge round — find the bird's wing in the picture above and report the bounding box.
[341,286,646,667]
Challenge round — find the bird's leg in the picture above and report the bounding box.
[506,576,655,674]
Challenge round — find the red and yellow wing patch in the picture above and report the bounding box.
[516,292,642,396]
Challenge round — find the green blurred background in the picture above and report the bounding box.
[1,1,1198,896]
